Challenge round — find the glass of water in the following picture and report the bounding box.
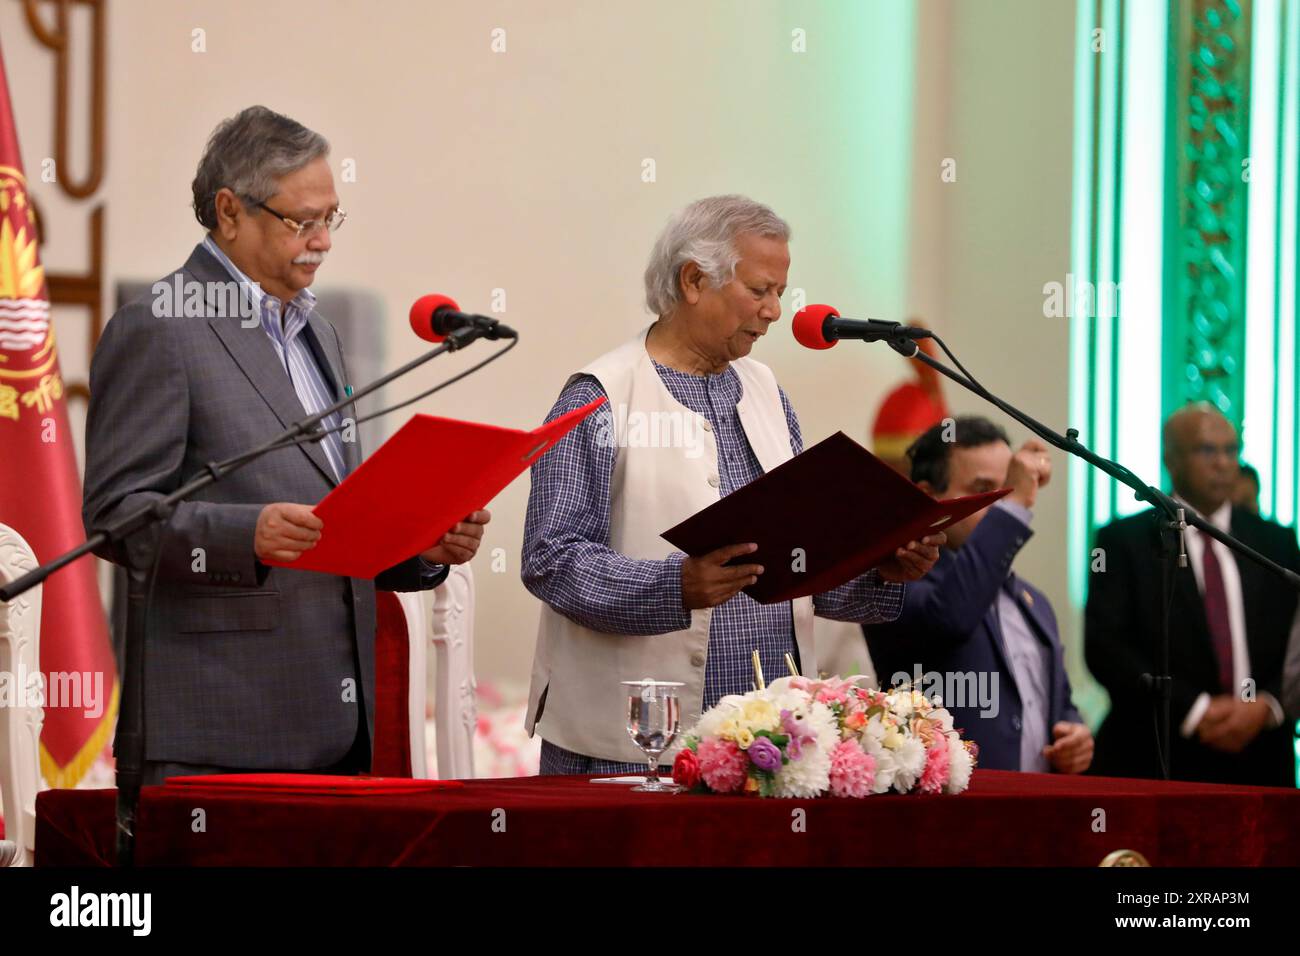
[622,679,684,793]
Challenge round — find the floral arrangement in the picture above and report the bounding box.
[671,675,977,798]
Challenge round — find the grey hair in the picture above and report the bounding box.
[191,105,330,229]
[643,195,791,316]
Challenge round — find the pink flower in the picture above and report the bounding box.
[920,736,951,794]
[812,677,853,705]
[828,740,876,798]
[697,739,748,793]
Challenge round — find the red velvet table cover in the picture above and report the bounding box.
[36,770,1300,867]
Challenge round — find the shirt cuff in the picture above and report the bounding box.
[1180,692,1211,738]
[418,557,448,578]
[993,497,1033,527]
[662,552,692,626]
[1260,691,1286,729]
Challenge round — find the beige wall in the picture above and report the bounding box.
[928,0,1096,712]
[3,0,1086,697]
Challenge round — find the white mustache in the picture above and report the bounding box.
[293,252,327,265]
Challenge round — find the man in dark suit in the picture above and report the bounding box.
[82,106,490,785]
[1086,404,1299,786]
[866,417,1094,774]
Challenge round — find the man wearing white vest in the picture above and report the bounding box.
[522,195,943,774]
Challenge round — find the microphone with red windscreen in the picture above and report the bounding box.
[792,304,843,350]
[792,304,931,348]
[409,294,516,343]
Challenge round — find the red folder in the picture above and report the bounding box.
[266,398,606,578]
[662,431,1011,604]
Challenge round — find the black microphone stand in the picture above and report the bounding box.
[882,330,1300,781]
[0,324,495,865]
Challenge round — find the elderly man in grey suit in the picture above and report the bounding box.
[83,106,490,785]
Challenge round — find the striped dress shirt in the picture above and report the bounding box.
[201,235,347,480]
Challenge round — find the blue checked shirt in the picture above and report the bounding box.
[523,361,906,775]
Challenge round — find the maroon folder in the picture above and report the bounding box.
[662,431,1011,604]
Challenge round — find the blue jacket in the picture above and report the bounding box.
[865,505,1082,771]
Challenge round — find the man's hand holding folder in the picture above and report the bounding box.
[252,502,491,566]
[679,534,944,609]
[664,431,1010,605]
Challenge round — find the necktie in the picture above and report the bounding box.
[1200,540,1235,694]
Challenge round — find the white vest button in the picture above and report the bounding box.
[707,474,720,488]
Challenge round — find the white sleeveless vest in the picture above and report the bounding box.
[525,326,816,764]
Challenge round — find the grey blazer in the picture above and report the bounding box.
[83,243,445,770]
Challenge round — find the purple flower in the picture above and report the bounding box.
[747,736,783,772]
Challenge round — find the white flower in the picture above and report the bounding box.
[772,700,838,798]
[691,697,742,740]
[768,688,813,720]
[807,701,840,743]
[773,746,831,798]
[764,677,797,697]
[932,707,955,734]
[890,692,914,719]
[891,736,927,793]
[864,736,897,794]
[862,716,887,744]
[946,736,974,793]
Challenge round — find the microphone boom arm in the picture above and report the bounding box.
[885,331,1299,783]
[884,335,1298,589]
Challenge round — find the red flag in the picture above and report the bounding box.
[0,42,117,786]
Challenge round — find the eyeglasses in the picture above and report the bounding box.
[255,201,347,239]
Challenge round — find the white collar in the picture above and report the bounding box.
[1172,494,1232,534]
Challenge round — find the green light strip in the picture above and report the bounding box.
[1116,0,1166,514]
[1093,0,1121,529]
[1274,0,1299,528]
[1069,0,1098,606]
[1245,0,1282,518]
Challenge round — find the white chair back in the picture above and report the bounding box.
[0,523,44,867]
[428,564,477,779]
